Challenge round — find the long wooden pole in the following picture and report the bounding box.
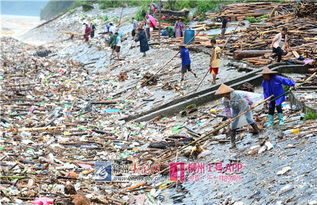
[158,0,162,44]
[179,95,273,151]
[302,71,317,84]
[154,94,274,163]
[151,94,274,179]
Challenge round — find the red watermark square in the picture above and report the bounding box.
[169,162,186,182]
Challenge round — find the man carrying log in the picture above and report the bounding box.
[270,27,289,62]
[215,84,260,149]
[209,39,221,85]
[179,43,197,81]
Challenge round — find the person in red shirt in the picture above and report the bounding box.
[83,23,91,42]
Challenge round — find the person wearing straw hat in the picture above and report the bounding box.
[90,21,96,38]
[135,25,149,57]
[257,67,296,126]
[179,43,197,81]
[215,84,260,149]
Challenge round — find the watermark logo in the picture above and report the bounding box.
[169,162,185,182]
[169,162,243,183]
[94,161,112,182]
[94,161,161,182]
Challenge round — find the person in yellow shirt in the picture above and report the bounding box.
[209,39,221,84]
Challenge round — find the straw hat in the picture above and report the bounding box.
[215,84,234,95]
[256,67,278,74]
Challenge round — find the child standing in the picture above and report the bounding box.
[209,39,221,85]
[179,43,197,81]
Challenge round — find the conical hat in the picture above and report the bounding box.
[256,67,278,74]
[215,84,234,95]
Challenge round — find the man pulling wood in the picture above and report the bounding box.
[215,84,260,149]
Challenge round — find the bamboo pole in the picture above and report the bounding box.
[158,0,162,44]
[17,126,66,132]
[151,95,274,179]
[179,95,273,152]
[302,71,317,84]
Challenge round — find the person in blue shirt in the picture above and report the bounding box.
[257,67,296,126]
[106,23,110,33]
[179,44,197,81]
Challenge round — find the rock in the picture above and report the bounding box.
[215,192,223,199]
[197,150,212,158]
[258,145,267,154]
[276,201,283,205]
[72,194,91,205]
[265,141,274,150]
[279,184,293,195]
[277,167,292,175]
[65,184,77,195]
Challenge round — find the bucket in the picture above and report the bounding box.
[184,30,195,45]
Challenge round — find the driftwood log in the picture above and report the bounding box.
[234,49,272,60]
[160,9,189,17]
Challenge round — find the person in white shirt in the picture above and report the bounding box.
[131,17,138,38]
[270,27,288,62]
[109,23,117,34]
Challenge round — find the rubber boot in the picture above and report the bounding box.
[251,123,260,135]
[229,129,237,149]
[264,115,274,127]
[277,113,285,126]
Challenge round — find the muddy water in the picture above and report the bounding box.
[0,15,43,38]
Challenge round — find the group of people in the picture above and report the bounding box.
[81,14,299,150]
[215,67,296,148]
[83,22,96,42]
[179,38,221,84]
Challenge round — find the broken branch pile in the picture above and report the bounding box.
[225,3,317,66]
[209,2,279,21]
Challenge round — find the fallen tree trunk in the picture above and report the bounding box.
[234,49,272,60]
[160,9,189,17]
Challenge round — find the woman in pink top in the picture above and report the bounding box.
[270,27,288,62]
